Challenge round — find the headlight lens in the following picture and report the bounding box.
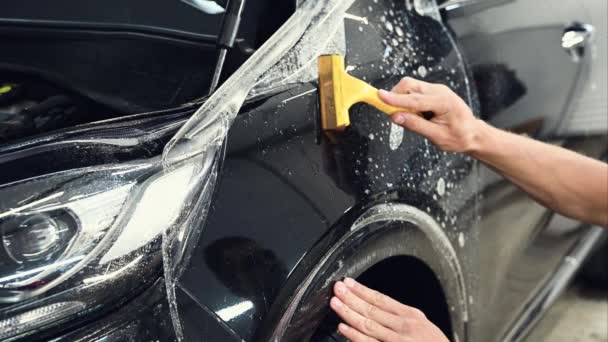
[0,153,210,339]
[2,212,77,265]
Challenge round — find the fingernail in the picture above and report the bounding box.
[338,323,349,332]
[335,281,347,294]
[378,89,390,97]
[344,277,355,288]
[331,297,343,309]
[393,113,406,125]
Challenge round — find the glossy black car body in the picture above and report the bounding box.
[0,0,606,341]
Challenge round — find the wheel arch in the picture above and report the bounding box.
[263,203,469,342]
[353,254,455,339]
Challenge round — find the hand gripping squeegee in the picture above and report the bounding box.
[318,55,420,131]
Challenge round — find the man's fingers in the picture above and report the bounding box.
[390,77,432,94]
[379,91,446,114]
[338,323,380,342]
[334,281,403,331]
[330,297,400,342]
[343,278,418,317]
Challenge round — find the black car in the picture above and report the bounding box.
[0,0,606,341]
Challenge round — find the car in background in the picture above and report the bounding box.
[0,0,606,341]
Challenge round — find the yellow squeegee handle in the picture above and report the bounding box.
[342,73,420,116]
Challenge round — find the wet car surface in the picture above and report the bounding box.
[0,0,606,341]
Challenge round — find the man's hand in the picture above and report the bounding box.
[330,278,449,342]
[378,77,481,153]
[379,77,607,227]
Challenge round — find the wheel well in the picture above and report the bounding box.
[356,255,454,339]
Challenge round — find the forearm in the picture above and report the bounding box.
[469,120,608,227]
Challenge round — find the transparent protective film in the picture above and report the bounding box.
[160,0,480,340]
[180,0,225,15]
[160,0,355,339]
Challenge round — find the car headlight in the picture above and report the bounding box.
[0,151,212,339]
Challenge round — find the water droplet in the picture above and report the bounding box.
[368,157,373,162]
[364,189,371,195]
[387,183,394,188]
[389,122,404,150]
[395,26,404,37]
[458,232,465,247]
[368,133,375,140]
[385,21,394,33]
[383,45,393,58]
[436,178,446,196]
[417,65,428,78]
[358,26,363,32]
